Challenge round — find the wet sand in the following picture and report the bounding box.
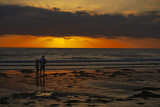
[0,69,160,107]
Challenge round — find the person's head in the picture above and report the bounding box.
[42,55,44,58]
[36,59,39,62]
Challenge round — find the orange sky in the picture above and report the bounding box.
[0,1,160,48]
[0,35,160,48]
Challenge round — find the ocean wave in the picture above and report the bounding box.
[0,58,160,63]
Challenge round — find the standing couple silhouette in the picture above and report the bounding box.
[35,55,47,77]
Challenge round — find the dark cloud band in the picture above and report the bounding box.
[0,5,160,38]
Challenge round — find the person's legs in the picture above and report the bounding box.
[43,66,45,76]
[40,66,42,76]
[36,69,38,77]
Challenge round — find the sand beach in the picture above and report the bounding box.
[0,68,160,107]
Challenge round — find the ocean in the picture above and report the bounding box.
[0,48,160,70]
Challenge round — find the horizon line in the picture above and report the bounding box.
[0,47,160,49]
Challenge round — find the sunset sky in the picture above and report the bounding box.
[0,0,160,48]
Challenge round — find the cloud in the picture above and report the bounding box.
[0,5,160,39]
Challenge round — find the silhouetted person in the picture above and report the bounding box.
[35,59,39,77]
[40,55,46,76]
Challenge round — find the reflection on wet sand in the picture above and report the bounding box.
[36,76,45,87]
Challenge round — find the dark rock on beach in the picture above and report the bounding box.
[65,100,81,103]
[96,69,104,73]
[88,104,98,107]
[50,73,66,76]
[129,91,160,99]
[12,92,36,99]
[115,98,134,101]
[59,73,67,76]
[72,71,94,77]
[20,69,34,73]
[109,71,127,77]
[84,98,112,103]
[133,87,160,91]
[0,97,9,104]
[50,104,60,107]
[24,101,35,105]
[93,99,112,103]
[122,69,135,71]
[137,102,146,105]
[0,73,8,78]
[127,79,144,82]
